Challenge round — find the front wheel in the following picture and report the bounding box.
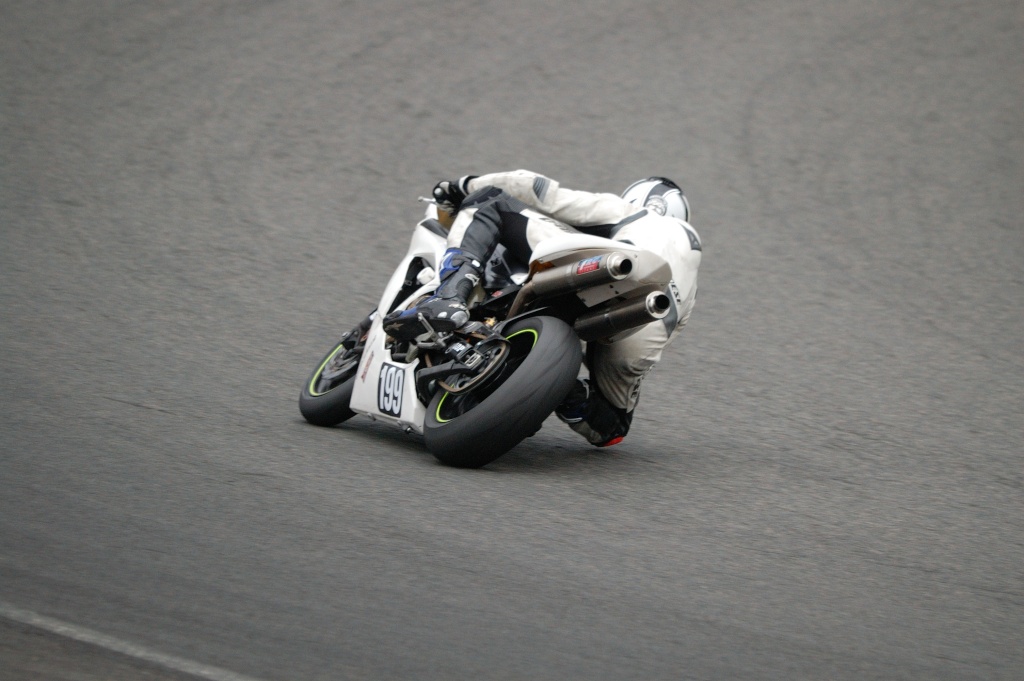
[299,342,361,427]
[423,316,583,468]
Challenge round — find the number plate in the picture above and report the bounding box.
[378,363,404,416]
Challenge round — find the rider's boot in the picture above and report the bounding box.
[556,378,633,447]
[383,248,483,341]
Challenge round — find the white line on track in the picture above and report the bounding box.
[0,600,268,681]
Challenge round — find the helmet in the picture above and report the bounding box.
[621,177,690,222]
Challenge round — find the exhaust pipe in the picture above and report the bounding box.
[574,290,672,341]
[529,252,633,296]
[507,253,633,316]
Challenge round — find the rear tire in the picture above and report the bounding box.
[423,316,582,468]
[299,342,360,427]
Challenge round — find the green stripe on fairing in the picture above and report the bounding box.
[308,344,345,397]
[433,327,539,424]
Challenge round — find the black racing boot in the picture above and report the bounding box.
[383,249,483,340]
[555,378,633,447]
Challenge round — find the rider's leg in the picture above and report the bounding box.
[556,376,634,447]
[557,321,671,447]
[381,247,486,340]
[383,188,571,340]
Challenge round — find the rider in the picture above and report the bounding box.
[383,170,702,447]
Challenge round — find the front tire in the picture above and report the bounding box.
[299,342,360,427]
[424,316,583,468]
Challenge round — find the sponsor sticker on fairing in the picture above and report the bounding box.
[360,350,375,382]
[576,256,601,275]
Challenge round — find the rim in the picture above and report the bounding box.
[434,327,539,423]
[438,338,509,394]
[308,344,361,397]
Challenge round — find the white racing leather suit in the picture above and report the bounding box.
[448,170,701,423]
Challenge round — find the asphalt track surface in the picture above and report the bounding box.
[2,1,1022,679]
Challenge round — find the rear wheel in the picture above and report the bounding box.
[299,342,361,426]
[423,316,582,468]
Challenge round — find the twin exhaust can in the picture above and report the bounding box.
[573,290,672,341]
[528,252,633,297]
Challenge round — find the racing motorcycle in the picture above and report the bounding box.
[299,201,674,468]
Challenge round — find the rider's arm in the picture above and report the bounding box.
[465,170,640,228]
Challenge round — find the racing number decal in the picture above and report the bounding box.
[378,363,404,416]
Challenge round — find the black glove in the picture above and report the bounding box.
[432,177,475,214]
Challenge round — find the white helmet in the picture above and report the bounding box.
[621,177,690,223]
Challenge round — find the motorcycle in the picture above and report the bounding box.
[299,200,674,468]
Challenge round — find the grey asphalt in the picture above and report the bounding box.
[2,1,1022,679]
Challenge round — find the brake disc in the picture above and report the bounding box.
[438,338,510,394]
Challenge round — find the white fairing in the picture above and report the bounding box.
[348,207,447,433]
[348,328,428,433]
[529,232,626,262]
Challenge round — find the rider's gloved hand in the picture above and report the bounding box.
[432,180,465,214]
[432,177,475,214]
